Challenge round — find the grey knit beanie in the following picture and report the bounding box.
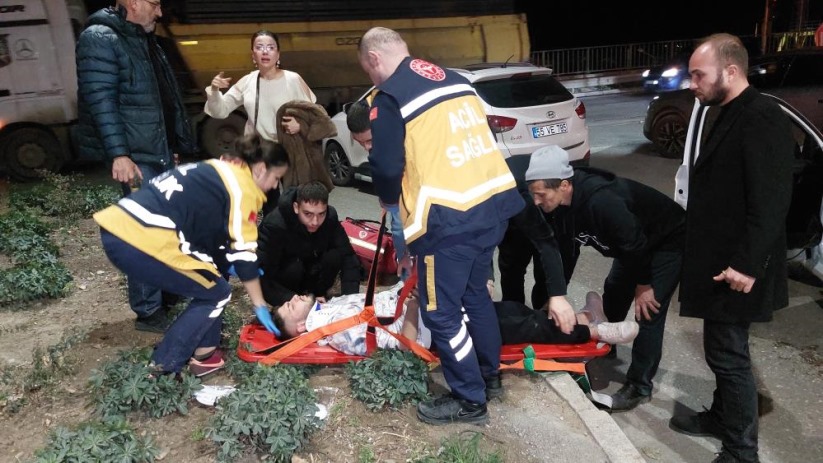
[525,145,574,181]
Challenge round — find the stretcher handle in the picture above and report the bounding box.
[364,210,388,308]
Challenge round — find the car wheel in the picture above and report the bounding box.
[199,114,247,158]
[650,112,687,159]
[652,113,688,159]
[325,141,354,186]
[1,127,64,181]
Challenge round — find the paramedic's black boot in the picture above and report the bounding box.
[609,383,651,412]
[135,308,171,334]
[417,395,488,425]
[485,374,504,400]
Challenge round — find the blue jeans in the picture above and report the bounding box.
[101,231,229,373]
[119,162,176,318]
[704,319,759,462]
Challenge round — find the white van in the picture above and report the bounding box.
[0,0,86,180]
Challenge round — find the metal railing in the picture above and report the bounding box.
[533,30,819,76]
[532,39,694,76]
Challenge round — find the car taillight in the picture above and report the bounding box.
[575,100,586,119]
[487,115,517,133]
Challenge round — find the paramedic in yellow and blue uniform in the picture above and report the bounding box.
[93,135,289,376]
[358,27,525,425]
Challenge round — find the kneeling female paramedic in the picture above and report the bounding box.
[94,134,288,376]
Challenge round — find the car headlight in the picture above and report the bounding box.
[642,69,650,78]
[661,67,680,78]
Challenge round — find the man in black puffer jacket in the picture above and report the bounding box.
[257,182,361,307]
[75,0,196,333]
[526,145,685,412]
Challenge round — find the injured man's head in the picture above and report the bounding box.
[272,294,317,339]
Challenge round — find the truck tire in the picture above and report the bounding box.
[2,127,64,181]
[199,114,246,158]
[650,112,687,159]
[325,141,354,186]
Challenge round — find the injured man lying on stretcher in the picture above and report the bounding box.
[271,283,639,356]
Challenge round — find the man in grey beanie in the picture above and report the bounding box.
[494,146,577,333]
[526,145,685,412]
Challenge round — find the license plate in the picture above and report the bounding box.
[531,122,568,138]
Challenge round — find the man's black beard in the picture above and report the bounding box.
[700,71,729,106]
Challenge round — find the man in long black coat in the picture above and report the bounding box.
[669,34,794,463]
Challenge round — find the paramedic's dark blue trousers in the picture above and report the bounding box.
[417,222,507,405]
[100,230,231,373]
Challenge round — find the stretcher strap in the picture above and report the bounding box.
[262,223,429,364]
[259,310,371,364]
[378,326,438,363]
[366,254,418,355]
[498,345,587,374]
[260,300,436,364]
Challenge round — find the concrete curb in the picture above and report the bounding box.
[546,373,645,463]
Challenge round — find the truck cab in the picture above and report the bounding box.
[0,0,86,180]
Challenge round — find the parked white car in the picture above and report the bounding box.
[323,63,591,186]
[777,94,823,285]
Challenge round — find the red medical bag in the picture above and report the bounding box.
[341,217,398,276]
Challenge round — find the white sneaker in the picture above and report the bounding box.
[596,321,639,344]
[581,291,606,325]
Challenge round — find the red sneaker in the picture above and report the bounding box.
[188,349,225,378]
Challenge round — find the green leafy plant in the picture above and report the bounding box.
[0,210,72,307]
[413,432,503,463]
[0,209,52,239]
[358,444,376,463]
[0,260,73,306]
[223,352,258,380]
[8,171,118,220]
[345,349,429,411]
[191,426,207,442]
[207,364,319,463]
[88,348,201,419]
[32,417,159,463]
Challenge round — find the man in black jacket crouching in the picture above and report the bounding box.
[257,181,361,307]
[527,145,685,412]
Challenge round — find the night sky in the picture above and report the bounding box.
[517,0,822,50]
[83,0,822,51]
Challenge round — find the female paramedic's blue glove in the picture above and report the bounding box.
[254,305,281,337]
[227,265,264,279]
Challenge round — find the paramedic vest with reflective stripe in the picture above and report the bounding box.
[93,160,266,281]
[376,58,524,253]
